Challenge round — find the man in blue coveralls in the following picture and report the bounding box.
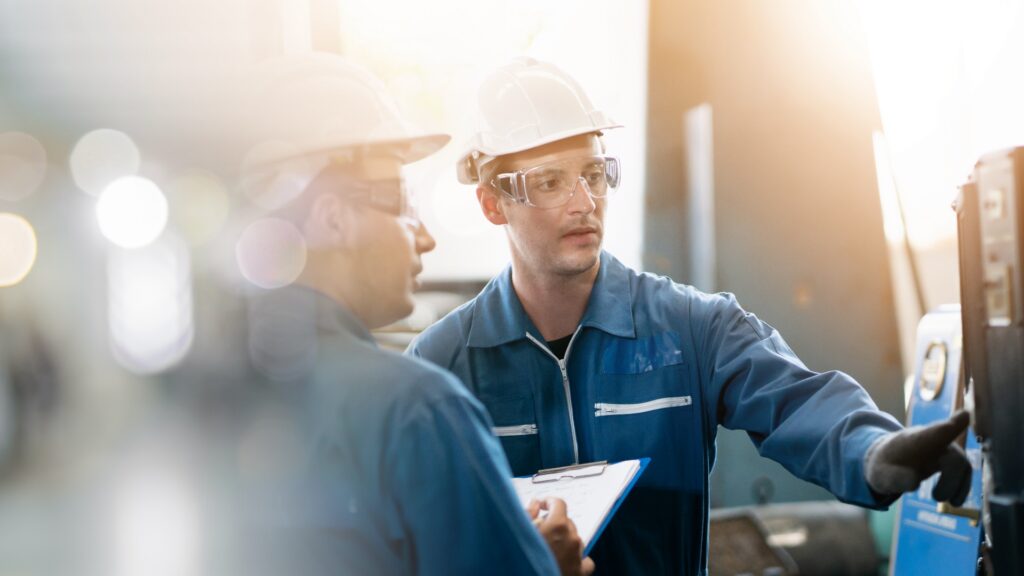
[235,54,592,576]
[407,58,974,575]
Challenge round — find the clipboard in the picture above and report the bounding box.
[532,460,610,483]
[512,458,650,556]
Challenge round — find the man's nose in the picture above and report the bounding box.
[566,176,596,214]
[414,220,436,254]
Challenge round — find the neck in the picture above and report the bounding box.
[510,256,601,341]
[295,256,367,328]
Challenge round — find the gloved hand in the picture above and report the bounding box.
[864,410,973,505]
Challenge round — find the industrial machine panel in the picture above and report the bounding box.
[890,308,983,576]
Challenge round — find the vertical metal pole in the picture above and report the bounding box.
[685,104,715,292]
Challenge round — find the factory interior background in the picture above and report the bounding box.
[1,0,1022,574]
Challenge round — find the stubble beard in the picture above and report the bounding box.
[550,242,601,278]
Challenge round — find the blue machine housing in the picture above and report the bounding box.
[890,306,983,575]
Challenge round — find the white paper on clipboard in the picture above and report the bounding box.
[511,459,644,550]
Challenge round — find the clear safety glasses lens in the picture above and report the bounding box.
[496,155,620,209]
[307,165,422,228]
[348,179,420,227]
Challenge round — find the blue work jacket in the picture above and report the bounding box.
[244,287,559,576]
[407,252,903,575]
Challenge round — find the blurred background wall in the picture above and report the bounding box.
[644,0,904,506]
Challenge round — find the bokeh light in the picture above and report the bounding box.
[108,234,194,374]
[0,131,48,201]
[235,218,308,289]
[167,170,230,246]
[70,129,141,196]
[96,176,169,249]
[0,212,38,287]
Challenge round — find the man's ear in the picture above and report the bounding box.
[477,186,509,225]
[306,193,359,248]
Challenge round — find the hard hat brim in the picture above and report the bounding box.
[251,132,451,171]
[456,123,621,184]
[394,132,452,164]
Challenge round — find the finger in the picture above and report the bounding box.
[572,533,584,556]
[932,471,957,503]
[526,499,541,519]
[581,557,596,576]
[932,447,971,503]
[951,464,972,507]
[566,516,579,537]
[545,498,568,520]
[949,448,973,507]
[917,411,971,455]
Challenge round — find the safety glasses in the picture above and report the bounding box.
[308,166,421,227]
[345,178,418,224]
[492,154,621,209]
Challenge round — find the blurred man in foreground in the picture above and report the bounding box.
[232,53,592,576]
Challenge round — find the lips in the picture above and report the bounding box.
[563,226,599,239]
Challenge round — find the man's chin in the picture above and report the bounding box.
[554,249,601,277]
[369,297,415,330]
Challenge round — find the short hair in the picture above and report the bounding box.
[477,157,508,197]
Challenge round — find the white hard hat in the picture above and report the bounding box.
[456,57,621,184]
[241,53,450,170]
[236,53,450,210]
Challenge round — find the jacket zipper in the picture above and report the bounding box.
[594,395,692,416]
[525,329,581,464]
[493,424,538,437]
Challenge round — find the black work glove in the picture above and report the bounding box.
[864,410,972,506]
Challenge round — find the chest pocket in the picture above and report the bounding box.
[480,392,542,476]
[597,331,690,414]
[595,332,699,485]
[602,331,684,375]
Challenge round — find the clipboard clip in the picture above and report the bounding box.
[532,460,608,484]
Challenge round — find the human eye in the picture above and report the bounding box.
[538,177,563,192]
[528,171,567,194]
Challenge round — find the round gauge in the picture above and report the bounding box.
[919,340,947,401]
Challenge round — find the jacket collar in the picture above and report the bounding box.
[254,284,377,346]
[467,251,635,348]
[313,289,376,345]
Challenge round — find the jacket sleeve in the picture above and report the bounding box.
[695,292,903,508]
[385,372,559,575]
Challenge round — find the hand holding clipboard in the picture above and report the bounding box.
[527,498,596,576]
[514,458,650,556]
